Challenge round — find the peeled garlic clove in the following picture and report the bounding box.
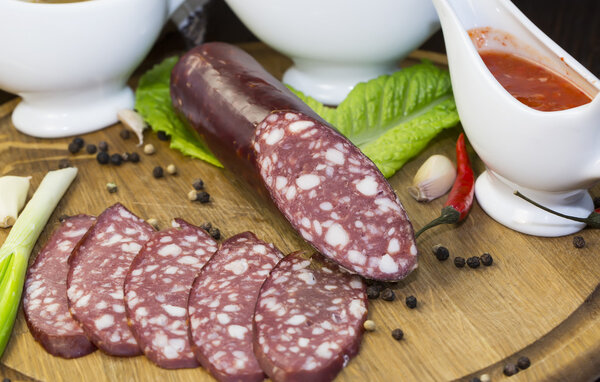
[0,175,31,228]
[408,154,456,202]
[117,109,147,147]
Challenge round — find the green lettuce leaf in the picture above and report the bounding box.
[135,57,222,168]
[290,61,459,177]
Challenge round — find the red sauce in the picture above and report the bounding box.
[479,51,592,111]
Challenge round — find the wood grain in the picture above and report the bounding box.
[0,44,599,382]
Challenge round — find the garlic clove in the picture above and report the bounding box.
[117,109,147,147]
[408,154,456,202]
[0,175,31,228]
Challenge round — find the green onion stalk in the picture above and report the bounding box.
[0,167,77,356]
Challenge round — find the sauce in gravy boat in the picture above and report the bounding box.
[433,0,600,236]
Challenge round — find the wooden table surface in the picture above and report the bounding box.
[0,43,599,382]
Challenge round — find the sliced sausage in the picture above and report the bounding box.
[67,203,154,356]
[124,218,217,369]
[253,252,367,382]
[254,111,417,280]
[187,232,283,382]
[171,42,417,281]
[23,215,96,358]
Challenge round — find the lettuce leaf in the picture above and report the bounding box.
[290,61,459,177]
[135,57,222,168]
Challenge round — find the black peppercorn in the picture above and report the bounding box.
[469,378,481,382]
[503,363,519,376]
[517,356,530,370]
[208,227,221,240]
[110,153,123,166]
[573,235,585,248]
[153,166,164,178]
[157,130,169,141]
[391,328,404,341]
[480,253,493,266]
[467,256,480,268]
[405,295,417,309]
[433,244,449,261]
[381,288,395,301]
[96,151,109,164]
[3,377,12,382]
[129,152,140,163]
[98,141,109,152]
[58,158,71,169]
[68,141,81,154]
[193,179,205,190]
[197,191,210,203]
[86,144,97,154]
[200,222,212,232]
[120,129,131,139]
[73,137,84,148]
[366,286,380,299]
[594,196,600,209]
[454,257,466,268]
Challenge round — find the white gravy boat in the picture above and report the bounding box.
[433,0,600,236]
[0,0,185,138]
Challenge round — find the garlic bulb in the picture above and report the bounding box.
[0,175,31,228]
[408,155,456,202]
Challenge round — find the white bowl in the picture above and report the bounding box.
[0,0,184,138]
[225,0,440,105]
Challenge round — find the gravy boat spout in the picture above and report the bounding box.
[433,0,600,236]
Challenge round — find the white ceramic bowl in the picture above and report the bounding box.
[0,0,184,138]
[224,0,440,105]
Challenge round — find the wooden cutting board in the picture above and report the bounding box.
[0,43,598,382]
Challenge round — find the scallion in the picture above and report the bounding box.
[0,167,78,356]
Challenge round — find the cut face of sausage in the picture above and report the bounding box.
[188,232,283,382]
[67,203,154,356]
[23,215,96,358]
[253,252,368,382]
[124,218,217,369]
[254,111,418,281]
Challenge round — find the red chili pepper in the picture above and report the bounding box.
[415,133,475,238]
[514,191,600,228]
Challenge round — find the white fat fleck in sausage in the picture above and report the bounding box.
[265,128,284,145]
[296,174,321,190]
[378,254,399,274]
[325,148,345,165]
[356,176,378,196]
[324,223,349,248]
[288,120,314,133]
